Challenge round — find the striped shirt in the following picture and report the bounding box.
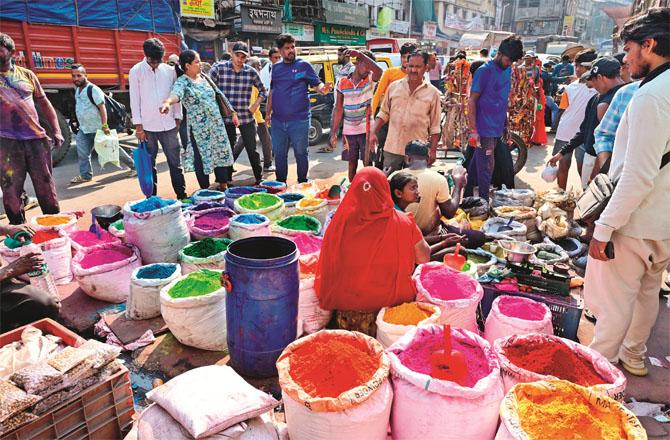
[337,74,375,136]
[209,61,267,125]
[594,81,640,154]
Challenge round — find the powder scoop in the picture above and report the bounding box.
[443,243,466,271]
[430,324,467,384]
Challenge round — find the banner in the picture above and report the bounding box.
[322,0,369,28]
[315,23,366,45]
[423,21,437,40]
[283,23,315,42]
[181,0,215,19]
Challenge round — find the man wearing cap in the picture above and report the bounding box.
[552,54,575,84]
[542,62,559,132]
[210,42,267,185]
[549,56,625,188]
[549,49,598,189]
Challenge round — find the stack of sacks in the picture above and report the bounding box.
[137,365,282,440]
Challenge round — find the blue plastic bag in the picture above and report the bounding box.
[133,141,154,198]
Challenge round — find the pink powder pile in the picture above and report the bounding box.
[70,230,117,248]
[194,211,232,231]
[394,329,491,387]
[292,233,322,255]
[420,265,476,300]
[80,246,133,269]
[497,296,548,321]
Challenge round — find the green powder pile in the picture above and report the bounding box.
[182,238,231,258]
[238,193,280,210]
[111,219,124,231]
[277,215,320,232]
[169,269,221,298]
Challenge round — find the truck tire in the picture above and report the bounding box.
[40,110,72,166]
[508,132,528,175]
[308,118,323,146]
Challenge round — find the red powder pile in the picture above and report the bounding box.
[194,211,232,231]
[31,230,61,244]
[420,265,475,300]
[80,247,133,269]
[70,230,117,247]
[504,340,606,386]
[498,296,548,321]
[289,336,378,398]
[395,329,491,387]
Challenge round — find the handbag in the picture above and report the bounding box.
[575,151,670,224]
[201,73,234,119]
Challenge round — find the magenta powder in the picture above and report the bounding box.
[497,296,548,321]
[292,233,322,255]
[194,211,232,231]
[420,265,477,300]
[395,329,491,387]
[70,230,117,247]
[80,247,133,269]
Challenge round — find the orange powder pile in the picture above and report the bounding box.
[384,302,432,325]
[289,336,378,398]
[36,215,71,226]
[517,384,627,439]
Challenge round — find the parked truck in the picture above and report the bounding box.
[0,0,182,165]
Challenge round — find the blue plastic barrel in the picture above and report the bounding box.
[224,236,299,377]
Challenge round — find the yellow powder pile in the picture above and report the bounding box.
[36,215,72,226]
[384,302,432,326]
[298,198,326,208]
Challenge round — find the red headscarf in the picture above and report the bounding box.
[315,167,422,312]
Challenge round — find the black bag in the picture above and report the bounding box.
[87,85,127,131]
[201,73,234,119]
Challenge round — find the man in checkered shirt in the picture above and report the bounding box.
[210,42,267,184]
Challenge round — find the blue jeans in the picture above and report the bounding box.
[271,118,310,183]
[76,130,133,179]
[546,96,559,130]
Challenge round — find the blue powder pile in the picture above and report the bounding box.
[131,196,176,213]
[136,263,177,279]
[195,190,224,197]
[225,186,267,198]
[278,193,305,203]
[191,201,227,211]
[260,180,285,188]
[232,213,267,225]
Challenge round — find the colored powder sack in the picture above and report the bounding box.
[288,336,378,398]
[498,296,547,321]
[260,180,285,188]
[233,214,266,224]
[516,383,627,439]
[384,302,431,326]
[80,246,133,269]
[237,193,279,210]
[70,230,117,247]
[131,196,176,213]
[191,201,227,212]
[420,265,475,300]
[182,238,231,258]
[194,211,232,231]
[31,230,61,244]
[277,215,320,233]
[291,233,322,255]
[278,193,304,203]
[111,219,124,231]
[227,186,266,197]
[316,188,340,201]
[196,190,223,197]
[168,269,221,299]
[137,264,177,280]
[396,329,490,387]
[504,340,606,386]
[298,198,325,208]
[466,253,489,264]
[36,215,72,226]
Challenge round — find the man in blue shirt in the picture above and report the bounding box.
[266,34,332,183]
[552,54,575,84]
[466,35,524,197]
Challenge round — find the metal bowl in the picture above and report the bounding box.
[498,239,537,263]
[91,204,122,230]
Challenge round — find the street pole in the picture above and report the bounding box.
[408,0,413,37]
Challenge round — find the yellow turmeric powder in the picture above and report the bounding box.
[298,198,326,208]
[384,302,432,326]
[35,215,72,226]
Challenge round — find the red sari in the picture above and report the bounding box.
[531,61,548,145]
[315,167,423,312]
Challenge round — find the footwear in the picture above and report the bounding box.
[583,308,596,323]
[23,196,38,211]
[126,169,137,177]
[619,359,648,376]
[317,146,334,153]
[70,175,92,184]
[263,165,276,172]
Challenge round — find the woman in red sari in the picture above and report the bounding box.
[315,167,431,336]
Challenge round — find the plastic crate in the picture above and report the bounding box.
[479,285,583,341]
[0,318,84,348]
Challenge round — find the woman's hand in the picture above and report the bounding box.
[159,102,171,114]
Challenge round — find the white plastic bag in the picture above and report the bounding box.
[38,229,73,285]
[229,214,271,241]
[234,193,284,221]
[295,198,329,225]
[127,264,182,320]
[297,277,331,336]
[178,240,229,274]
[375,303,441,349]
[541,164,559,182]
[94,129,120,168]
[491,187,535,208]
[484,295,553,345]
[30,214,78,234]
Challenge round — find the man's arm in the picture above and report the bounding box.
[330,91,344,149]
[349,50,383,82]
[32,72,63,147]
[369,88,392,150]
[467,92,480,145]
[428,91,442,164]
[372,69,391,113]
[128,68,146,141]
[265,90,273,122]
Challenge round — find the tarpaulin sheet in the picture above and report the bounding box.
[0,0,181,33]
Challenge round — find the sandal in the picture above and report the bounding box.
[317,146,334,153]
[70,175,92,185]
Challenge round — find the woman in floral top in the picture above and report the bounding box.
[160,50,238,190]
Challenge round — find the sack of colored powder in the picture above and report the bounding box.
[413,262,484,332]
[484,296,553,345]
[375,302,441,348]
[295,198,328,225]
[123,198,191,264]
[30,228,73,285]
[387,325,504,440]
[30,213,78,233]
[228,214,271,241]
[463,248,498,276]
[72,242,141,303]
[494,333,627,401]
[127,263,182,320]
[224,186,267,210]
[68,229,120,254]
[234,193,284,221]
[529,242,569,265]
[108,219,125,242]
[277,330,392,440]
[259,180,287,194]
[189,207,235,240]
[179,238,231,275]
[482,217,528,241]
[494,205,541,243]
[297,277,331,336]
[271,215,322,238]
[160,269,227,351]
[496,380,646,440]
[191,189,225,204]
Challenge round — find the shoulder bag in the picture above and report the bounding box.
[200,73,234,118]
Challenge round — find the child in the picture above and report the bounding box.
[390,171,420,211]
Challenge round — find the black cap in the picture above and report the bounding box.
[583,56,621,80]
[613,52,626,64]
[232,42,249,56]
[575,50,598,67]
[405,140,429,157]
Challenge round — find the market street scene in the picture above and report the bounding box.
[0,0,669,438]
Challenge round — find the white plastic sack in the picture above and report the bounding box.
[30,214,78,234]
[541,164,559,182]
[160,271,227,351]
[529,242,570,265]
[234,194,284,221]
[127,264,182,320]
[191,189,226,204]
[94,129,120,169]
[189,208,235,240]
[295,198,329,225]
[108,219,126,242]
[38,229,73,285]
[413,262,483,332]
[137,404,246,440]
[71,243,142,303]
[484,296,553,345]
[229,214,271,241]
[179,242,228,275]
[375,302,441,348]
[123,199,191,263]
[387,325,505,440]
[297,277,331,336]
[0,241,23,280]
[482,217,527,241]
[491,187,535,208]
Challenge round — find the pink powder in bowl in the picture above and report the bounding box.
[80,246,134,269]
[497,296,548,321]
[70,230,118,248]
[291,233,322,255]
[394,328,491,387]
[420,265,478,300]
[194,211,232,231]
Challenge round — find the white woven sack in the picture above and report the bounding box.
[297,277,331,336]
[127,264,182,320]
[375,303,441,348]
[234,194,284,221]
[229,215,271,241]
[178,245,227,275]
[295,199,328,225]
[30,214,78,233]
[483,296,553,345]
[39,230,73,285]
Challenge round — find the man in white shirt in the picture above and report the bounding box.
[259,47,281,91]
[585,7,670,377]
[129,38,186,199]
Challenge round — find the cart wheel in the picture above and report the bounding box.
[508,132,528,175]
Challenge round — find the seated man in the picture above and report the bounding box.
[1,224,61,332]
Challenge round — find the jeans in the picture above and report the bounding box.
[545,96,560,131]
[234,122,273,168]
[271,118,310,183]
[465,136,497,198]
[75,131,134,179]
[145,127,186,199]
[226,122,262,182]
